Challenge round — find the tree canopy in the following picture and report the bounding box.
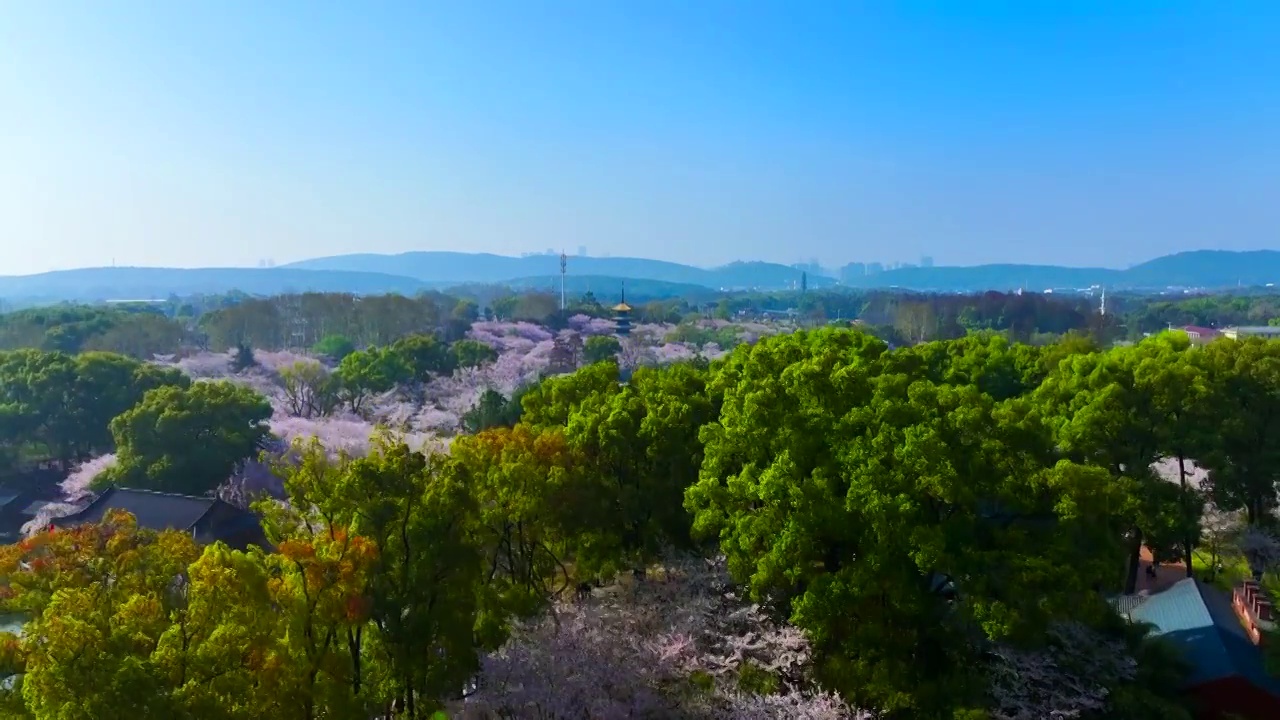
[101,381,272,496]
[7,322,1273,719]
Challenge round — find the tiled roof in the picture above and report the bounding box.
[57,487,217,533]
[1113,593,1151,616]
[1122,578,1280,695]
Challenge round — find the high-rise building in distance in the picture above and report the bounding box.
[839,262,866,284]
[921,256,935,268]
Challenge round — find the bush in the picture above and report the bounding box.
[312,334,356,361]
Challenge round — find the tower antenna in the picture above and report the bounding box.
[559,250,568,312]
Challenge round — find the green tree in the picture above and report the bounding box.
[685,329,1129,715]
[1135,333,1212,573]
[0,511,202,720]
[519,360,620,428]
[261,437,483,714]
[460,389,523,434]
[449,339,498,369]
[490,295,518,321]
[0,508,383,720]
[311,334,356,361]
[80,313,186,359]
[1198,337,1280,525]
[0,350,190,467]
[451,299,479,324]
[103,381,272,495]
[0,349,79,464]
[334,347,408,414]
[452,425,593,621]
[897,332,1045,401]
[522,359,717,576]
[1031,342,1169,594]
[578,362,716,572]
[387,334,455,382]
[66,352,191,459]
[582,335,622,366]
[279,361,340,418]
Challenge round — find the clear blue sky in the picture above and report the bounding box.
[2,1,1277,275]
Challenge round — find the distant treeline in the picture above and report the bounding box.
[1,288,1277,356]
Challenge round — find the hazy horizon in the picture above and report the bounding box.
[4,246,1275,280]
[3,2,1278,276]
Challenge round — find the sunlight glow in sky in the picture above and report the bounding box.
[1,1,1277,275]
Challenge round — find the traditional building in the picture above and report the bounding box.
[613,286,632,337]
[1115,577,1280,719]
[53,486,270,550]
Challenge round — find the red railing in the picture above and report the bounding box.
[1234,580,1274,645]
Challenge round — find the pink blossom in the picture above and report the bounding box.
[733,322,784,345]
[60,454,117,502]
[1239,526,1280,574]
[653,343,697,365]
[269,414,445,457]
[470,320,553,344]
[252,349,315,374]
[21,501,85,537]
[171,351,233,378]
[985,622,1137,720]
[270,415,378,456]
[568,314,616,336]
[628,323,673,347]
[701,342,729,361]
[467,555,864,719]
[415,406,462,434]
[218,454,287,507]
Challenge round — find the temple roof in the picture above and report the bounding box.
[612,302,632,313]
[1117,577,1280,694]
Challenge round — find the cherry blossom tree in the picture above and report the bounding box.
[19,455,118,536]
[1239,525,1280,578]
[652,342,697,365]
[1200,503,1246,574]
[984,622,1137,720]
[470,321,554,347]
[568,314,616,336]
[464,553,1152,720]
[700,342,729,362]
[58,453,118,502]
[251,349,317,373]
[464,555,865,719]
[171,351,233,378]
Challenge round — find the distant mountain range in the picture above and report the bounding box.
[283,252,834,291]
[845,250,1280,292]
[0,249,1277,305]
[0,267,438,304]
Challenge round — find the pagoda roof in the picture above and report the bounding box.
[612,302,632,312]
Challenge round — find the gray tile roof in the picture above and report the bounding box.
[57,487,217,533]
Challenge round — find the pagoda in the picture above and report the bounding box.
[612,284,632,337]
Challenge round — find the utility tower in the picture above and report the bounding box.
[559,251,568,311]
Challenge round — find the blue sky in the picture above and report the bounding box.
[1,1,1277,275]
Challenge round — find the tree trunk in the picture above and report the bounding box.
[1179,455,1194,578]
[1124,529,1143,595]
[348,626,362,696]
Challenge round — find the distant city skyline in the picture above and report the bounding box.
[2,2,1278,276]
